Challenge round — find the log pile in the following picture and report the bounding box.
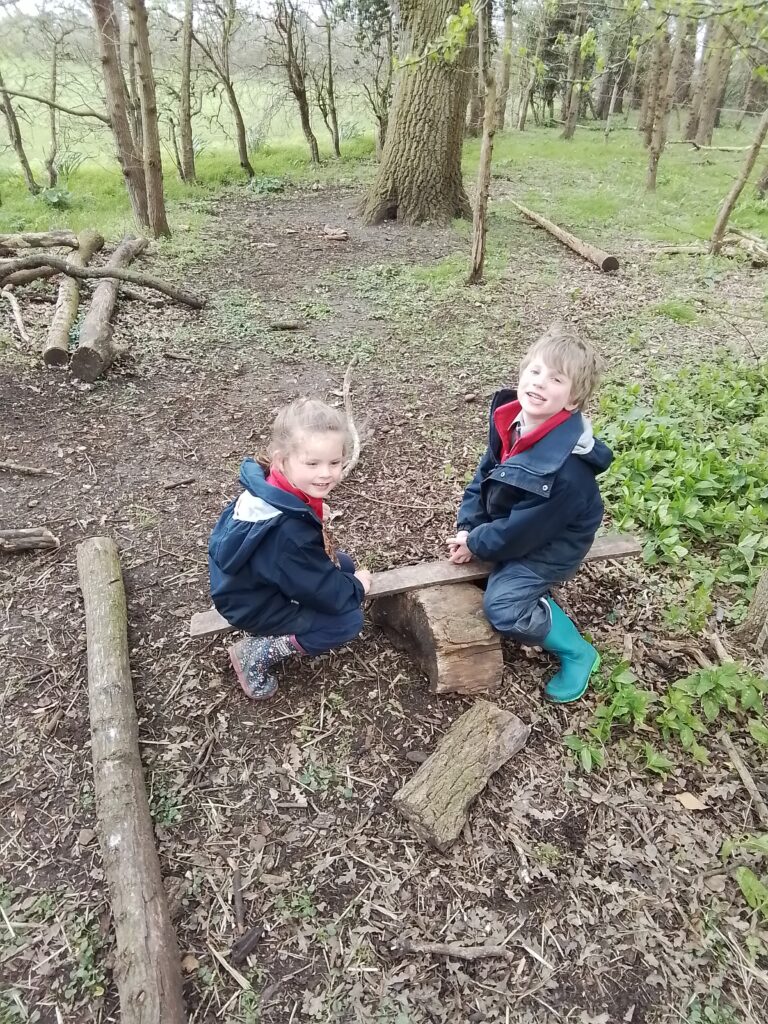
[0,231,205,381]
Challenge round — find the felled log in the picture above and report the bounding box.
[393,700,530,851]
[0,253,204,308]
[511,201,620,272]
[0,230,79,250]
[0,527,59,553]
[189,532,642,639]
[77,537,186,1024]
[371,583,502,694]
[70,237,148,383]
[43,230,105,367]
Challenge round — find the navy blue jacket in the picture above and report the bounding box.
[458,389,613,580]
[208,459,365,634]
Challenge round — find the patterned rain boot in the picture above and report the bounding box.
[541,599,600,704]
[228,635,303,700]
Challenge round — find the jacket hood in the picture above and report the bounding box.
[239,458,320,517]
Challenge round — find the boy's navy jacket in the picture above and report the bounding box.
[209,459,364,634]
[458,389,613,580]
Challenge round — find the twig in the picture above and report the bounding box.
[0,461,54,477]
[1,287,31,345]
[393,938,516,964]
[719,731,768,829]
[163,476,196,490]
[707,632,735,664]
[341,354,361,480]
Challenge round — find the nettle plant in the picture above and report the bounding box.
[565,661,768,776]
[597,356,768,587]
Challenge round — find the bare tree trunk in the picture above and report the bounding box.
[622,47,642,116]
[639,29,664,145]
[179,0,196,182]
[223,81,254,178]
[126,7,143,151]
[127,0,170,238]
[675,17,698,104]
[696,23,732,147]
[494,0,513,130]
[0,67,40,195]
[466,56,483,138]
[560,7,586,141]
[468,0,496,285]
[560,9,584,123]
[647,19,690,191]
[710,105,768,252]
[518,28,544,132]
[361,0,474,225]
[45,43,59,188]
[684,18,711,140]
[324,18,341,157]
[90,0,149,228]
[604,68,624,141]
[275,0,321,164]
[734,72,755,131]
[757,159,768,198]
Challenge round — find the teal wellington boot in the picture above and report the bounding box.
[541,599,600,703]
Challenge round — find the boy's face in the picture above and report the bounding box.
[518,358,577,427]
[273,431,344,498]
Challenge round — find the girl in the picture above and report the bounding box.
[209,398,371,700]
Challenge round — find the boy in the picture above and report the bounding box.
[447,323,612,703]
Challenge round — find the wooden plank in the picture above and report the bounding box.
[190,532,641,639]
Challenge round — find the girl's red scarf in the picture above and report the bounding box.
[266,467,324,520]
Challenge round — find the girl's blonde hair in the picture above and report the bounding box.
[268,398,350,459]
[520,322,601,409]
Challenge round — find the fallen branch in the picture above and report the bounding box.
[0,460,54,476]
[719,731,768,830]
[0,230,79,249]
[0,253,205,308]
[71,237,148,383]
[2,287,31,345]
[341,353,361,480]
[44,230,105,367]
[0,527,59,553]
[511,200,620,272]
[394,938,517,963]
[77,537,186,1024]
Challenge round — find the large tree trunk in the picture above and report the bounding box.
[179,0,196,182]
[736,568,768,652]
[710,105,768,252]
[493,0,514,130]
[684,18,711,140]
[127,0,170,238]
[71,236,148,382]
[361,0,474,225]
[647,21,685,191]
[90,0,149,228]
[44,230,105,367]
[77,537,186,1024]
[695,23,732,147]
[0,66,40,195]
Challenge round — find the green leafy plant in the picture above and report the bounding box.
[39,186,72,209]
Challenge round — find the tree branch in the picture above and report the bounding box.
[2,88,110,124]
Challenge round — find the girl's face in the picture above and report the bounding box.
[273,431,345,498]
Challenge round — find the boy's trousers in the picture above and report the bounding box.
[482,560,562,645]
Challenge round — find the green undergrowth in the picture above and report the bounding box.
[597,354,768,596]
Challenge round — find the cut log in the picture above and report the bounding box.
[0,230,79,249]
[43,230,105,367]
[371,583,502,694]
[0,253,204,308]
[0,527,59,553]
[1,266,58,288]
[70,237,148,383]
[189,532,642,639]
[511,200,620,272]
[393,700,530,851]
[77,537,186,1024]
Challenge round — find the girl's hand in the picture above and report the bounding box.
[355,568,373,594]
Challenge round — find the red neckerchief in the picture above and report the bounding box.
[266,467,323,520]
[493,400,574,463]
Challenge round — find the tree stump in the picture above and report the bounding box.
[393,700,530,851]
[77,537,185,1024]
[70,236,148,382]
[370,583,503,695]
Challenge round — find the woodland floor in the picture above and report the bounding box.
[1,179,768,1024]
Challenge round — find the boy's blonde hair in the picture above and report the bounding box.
[269,398,350,458]
[520,322,601,409]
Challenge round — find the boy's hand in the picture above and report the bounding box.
[322,502,331,522]
[447,531,472,564]
[354,568,372,594]
[448,542,473,565]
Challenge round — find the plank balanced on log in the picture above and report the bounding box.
[77,537,185,1024]
[394,700,530,851]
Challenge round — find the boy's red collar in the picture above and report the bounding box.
[493,400,573,461]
